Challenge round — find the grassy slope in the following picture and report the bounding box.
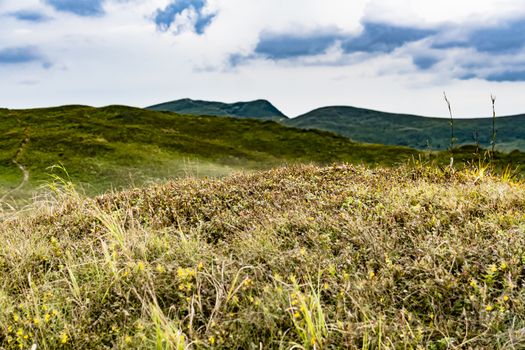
[285,106,525,152]
[0,105,418,204]
[147,99,288,122]
[1,164,525,349]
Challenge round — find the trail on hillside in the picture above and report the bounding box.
[0,127,30,203]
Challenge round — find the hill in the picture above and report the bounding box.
[285,106,525,152]
[1,164,525,348]
[146,98,288,122]
[0,105,418,205]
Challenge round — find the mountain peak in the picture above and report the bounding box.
[147,98,287,121]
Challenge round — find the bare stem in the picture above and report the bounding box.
[491,94,497,155]
[443,92,455,151]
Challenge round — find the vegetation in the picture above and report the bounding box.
[1,163,525,349]
[147,99,288,122]
[0,105,419,206]
[146,98,525,152]
[285,105,525,152]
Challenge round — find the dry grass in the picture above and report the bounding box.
[1,163,525,349]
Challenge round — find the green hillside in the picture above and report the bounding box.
[285,106,525,152]
[0,105,418,205]
[147,98,288,122]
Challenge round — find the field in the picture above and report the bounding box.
[0,105,420,207]
[1,163,525,349]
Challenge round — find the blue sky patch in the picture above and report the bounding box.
[432,19,525,54]
[0,46,46,66]
[9,10,51,22]
[342,22,436,54]
[155,0,214,34]
[486,70,525,82]
[255,32,342,59]
[412,55,440,70]
[45,0,104,17]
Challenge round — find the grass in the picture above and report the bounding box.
[1,163,525,348]
[0,105,420,207]
[2,105,525,211]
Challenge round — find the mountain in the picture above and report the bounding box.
[284,106,525,152]
[147,99,525,152]
[146,98,288,122]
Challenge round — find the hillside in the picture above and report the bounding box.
[285,106,525,152]
[147,98,288,122]
[0,105,418,205]
[1,164,525,348]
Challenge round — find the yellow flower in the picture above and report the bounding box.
[44,314,51,323]
[60,332,68,344]
[489,264,498,273]
[136,261,145,273]
[503,295,510,302]
[293,312,301,319]
[486,305,493,312]
[33,318,40,326]
[500,262,508,270]
[155,264,166,273]
[209,336,216,345]
[369,271,376,279]
[197,261,204,271]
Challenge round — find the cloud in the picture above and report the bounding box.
[249,21,436,63]
[342,22,436,54]
[0,46,50,67]
[154,0,215,35]
[254,31,342,60]
[8,10,51,22]
[412,55,440,70]
[44,0,105,17]
[431,19,525,54]
[486,70,525,82]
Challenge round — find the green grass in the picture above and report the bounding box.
[1,104,524,211]
[0,105,420,206]
[1,163,525,349]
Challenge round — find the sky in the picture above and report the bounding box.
[1,0,525,118]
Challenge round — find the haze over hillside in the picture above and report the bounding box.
[149,98,525,152]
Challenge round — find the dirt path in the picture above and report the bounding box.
[0,128,30,203]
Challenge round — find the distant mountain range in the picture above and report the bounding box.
[147,99,525,152]
[147,98,287,122]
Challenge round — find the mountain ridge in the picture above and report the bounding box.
[147,98,525,152]
[147,98,288,122]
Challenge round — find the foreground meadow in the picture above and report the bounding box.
[1,163,525,349]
